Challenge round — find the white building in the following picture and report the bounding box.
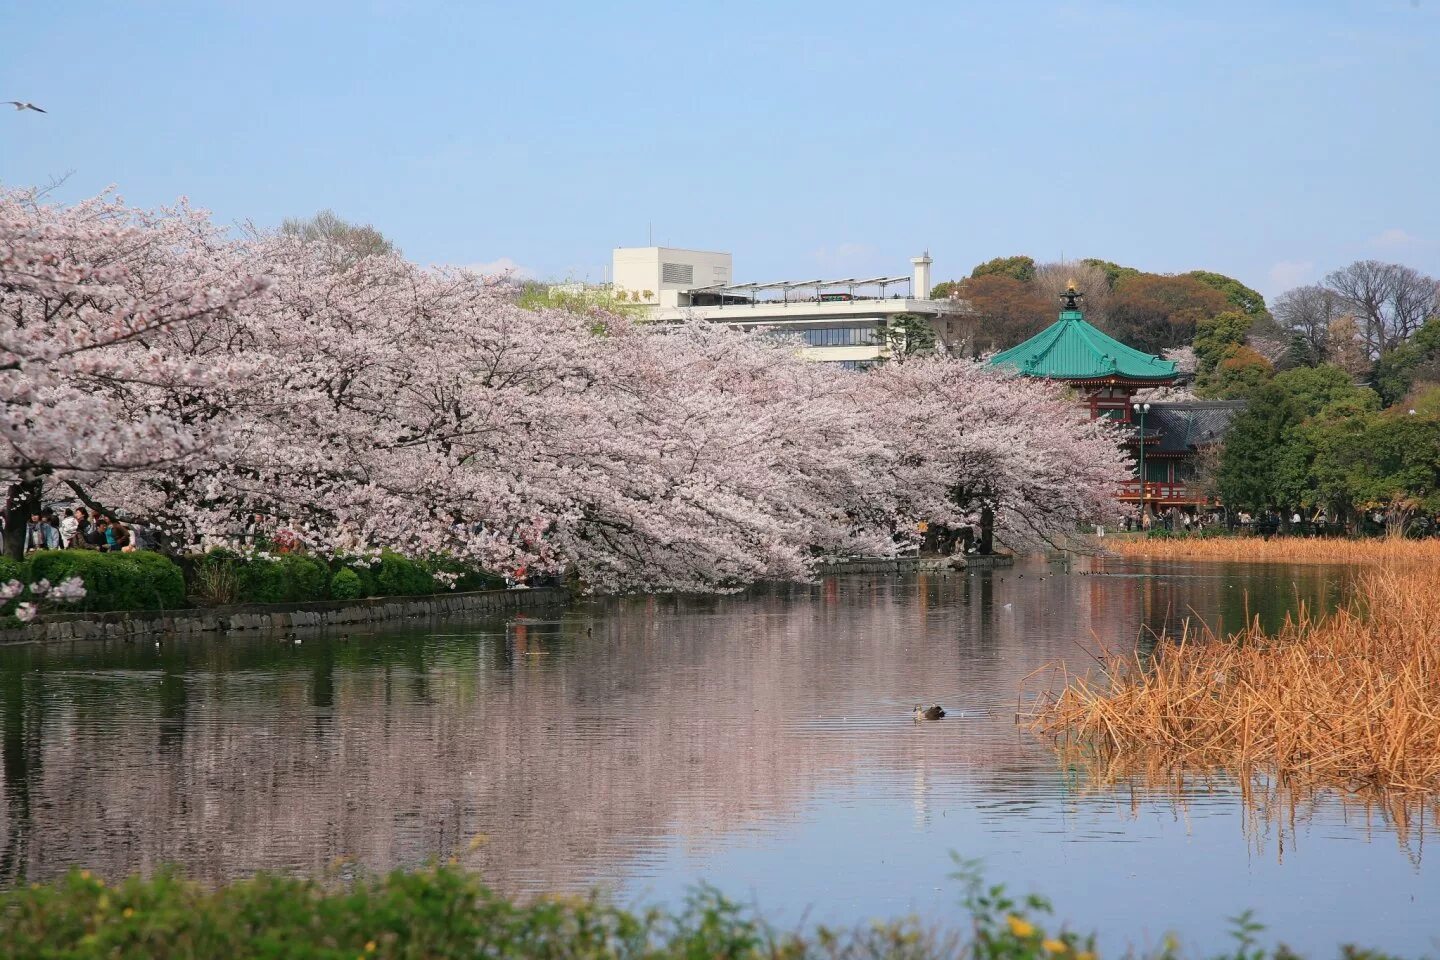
[611,246,965,367]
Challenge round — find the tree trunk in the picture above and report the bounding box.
[3,478,43,562]
[978,506,995,555]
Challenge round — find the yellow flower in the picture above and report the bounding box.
[1007,915,1036,938]
[123,908,135,919]
[78,870,91,881]
[365,942,377,953]
[1043,939,1069,954]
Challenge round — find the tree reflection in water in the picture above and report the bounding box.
[0,559,1367,896]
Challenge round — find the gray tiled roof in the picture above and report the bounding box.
[1142,401,1246,454]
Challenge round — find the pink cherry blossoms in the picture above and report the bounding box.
[0,189,1130,592]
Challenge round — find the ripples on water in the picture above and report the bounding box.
[0,557,1434,955]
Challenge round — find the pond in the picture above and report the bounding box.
[1,557,1434,955]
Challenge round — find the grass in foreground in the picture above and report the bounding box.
[1106,535,1440,564]
[1029,564,1440,793]
[0,860,1404,960]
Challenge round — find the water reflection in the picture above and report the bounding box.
[0,557,1430,955]
[1049,748,1435,868]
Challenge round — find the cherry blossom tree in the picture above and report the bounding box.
[0,189,264,558]
[4,188,1130,589]
[857,357,1130,553]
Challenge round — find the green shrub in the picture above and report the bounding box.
[0,555,24,586]
[186,551,331,606]
[374,551,434,596]
[233,554,330,604]
[179,549,503,609]
[337,551,462,598]
[330,566,362,600]
[0,861,1343,960]
[189,558,241,606]
[25,550,186,612]
[0,865,917,960]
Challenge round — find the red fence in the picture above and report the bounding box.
[1118,480,1204,505]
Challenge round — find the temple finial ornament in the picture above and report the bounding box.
[1061,281,1083,311]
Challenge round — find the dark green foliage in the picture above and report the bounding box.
[1203,346,1275,400]
[24,547,502,614]
[1219,366,1380,513]
[0,555,24,588]
[1186,270,1269,318]
[334,552,499,599]
[26,550,186,612]
[970,255,1036,284]
[193,551,330,604]
[1371,316,1440,406]
[1080,257,1141,289]
[880,313,937,360]
[374,551,435,596]
[330,567,362,601]
[1193,311,1253,377]
[0,555,26,617]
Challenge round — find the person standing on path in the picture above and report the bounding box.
[25,513,46,554]
[60,508,80,548]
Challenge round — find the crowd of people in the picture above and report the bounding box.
[8,507,149,555]
[1119,506,1439,538]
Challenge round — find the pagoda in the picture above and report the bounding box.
[990,283,1177,417]
[991,284,1240,513]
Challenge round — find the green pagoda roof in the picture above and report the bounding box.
[989,294,1177,383]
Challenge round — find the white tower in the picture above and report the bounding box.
[911,251,933,300]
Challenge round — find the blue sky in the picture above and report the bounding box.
[2,1,1436,300]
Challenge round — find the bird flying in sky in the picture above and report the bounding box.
[5,101,46,113]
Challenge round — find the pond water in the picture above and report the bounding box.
[1,557,1435,955]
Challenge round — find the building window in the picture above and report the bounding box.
[1143,460,1170,482]
[799,327,882,347]
[661,262,694,285]
[833,360,877,371]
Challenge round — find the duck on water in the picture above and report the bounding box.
[913,704,945,721]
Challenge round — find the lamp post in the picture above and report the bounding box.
[1132,401,1151,521]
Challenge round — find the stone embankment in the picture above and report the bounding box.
[3,587,566,644]
[815,554,1015,575]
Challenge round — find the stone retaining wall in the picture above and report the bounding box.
[2,587,567,645]
[814,554,1016,575]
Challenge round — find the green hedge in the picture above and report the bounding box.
[0,555,24,588]
[25,550,186,612]
[340,551,503,599]
[188,549,502,606]
[9,548,502,614]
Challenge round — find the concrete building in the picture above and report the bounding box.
[611,246,964,368]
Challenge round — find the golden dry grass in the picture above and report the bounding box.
[1108,534,1440,564]
[1051,745,1438,862]
[1029,563,1440,794]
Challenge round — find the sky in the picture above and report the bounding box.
[2,1,1437,301]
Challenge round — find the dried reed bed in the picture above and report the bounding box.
[1030,564,1440,794]
[1107,534,1440,564]
[1051,743,1438,863]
